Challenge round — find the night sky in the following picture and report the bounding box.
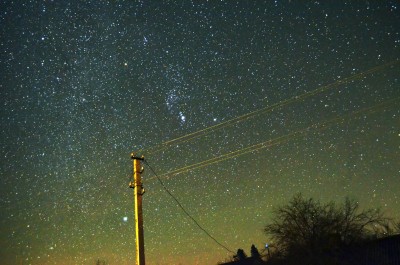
[1,1,399,264]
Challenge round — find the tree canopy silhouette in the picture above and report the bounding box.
[234,248,247,261]
[218,246,266,265]
[250,244,261,259]
[264,194,393,265]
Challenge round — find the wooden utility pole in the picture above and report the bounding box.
[129,153,145,265]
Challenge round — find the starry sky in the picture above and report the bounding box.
[1,1,399,264]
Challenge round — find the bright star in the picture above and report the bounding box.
[179,111,186,123]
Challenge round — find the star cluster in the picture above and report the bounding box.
[1,1,399,264]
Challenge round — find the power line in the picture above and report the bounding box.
[143,159,235,254]
[141,60,399,155]
[146,97,398,181]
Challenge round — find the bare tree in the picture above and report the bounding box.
[264,194,391,264]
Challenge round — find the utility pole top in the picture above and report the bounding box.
[131,153,144,160]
